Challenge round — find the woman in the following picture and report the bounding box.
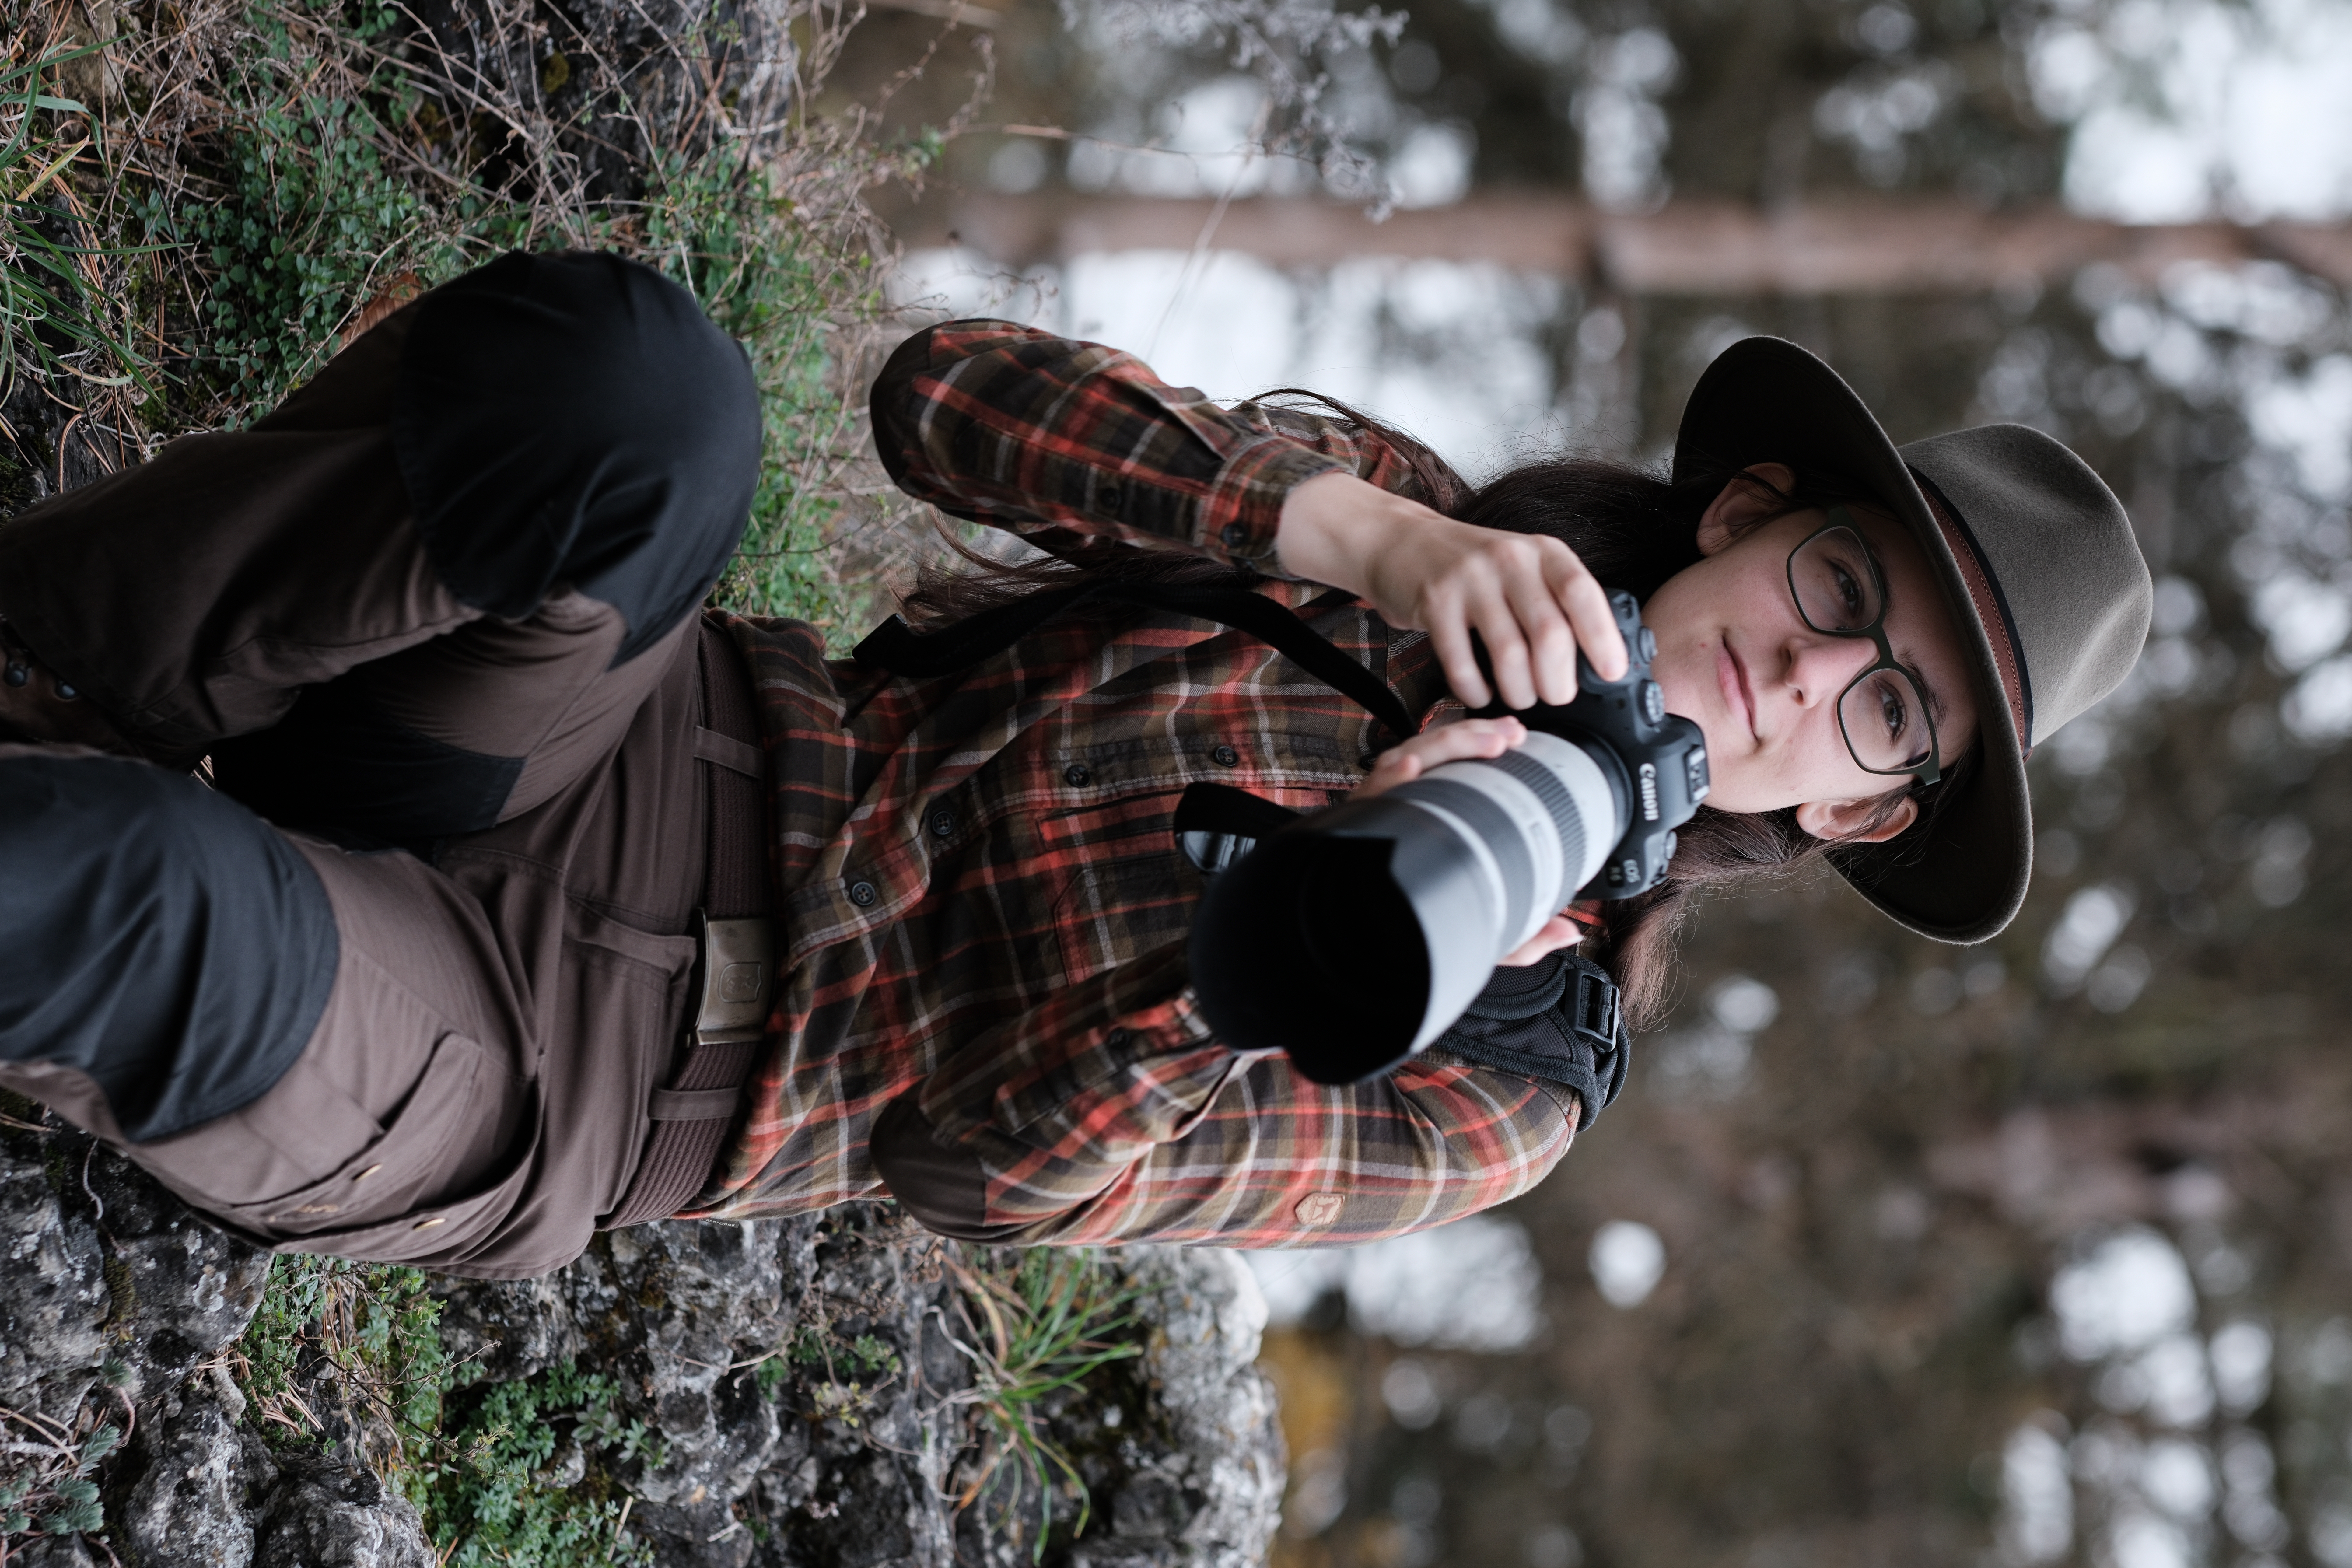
[0,253,2149,1279]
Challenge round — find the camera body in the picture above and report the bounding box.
[1188,592,1710,1084]
[1487,589,1711,901]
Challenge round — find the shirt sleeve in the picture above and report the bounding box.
[870,942,1578,1247]
[868,320,1438,577]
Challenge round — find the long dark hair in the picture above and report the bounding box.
[900,395,1970,1028]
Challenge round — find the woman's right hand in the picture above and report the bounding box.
[1274,470,1629,710]
[1353,715,1584,966]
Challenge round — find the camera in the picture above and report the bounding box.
[1188,591,1710,1084]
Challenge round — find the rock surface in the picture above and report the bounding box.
[1,1113,1285,1566]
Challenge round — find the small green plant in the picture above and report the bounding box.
[782,1323,905,1377]
[233,1254,449,1453]
[945,1249,1147,1559]
[231,1258,663,1566]
[121,0,490,421]
[761,1317,910,1430]
[0,1365,129,1542]
[418,1363,662,1568]
[148,84,432,409]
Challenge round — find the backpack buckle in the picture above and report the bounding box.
[1568,962,1622,1055]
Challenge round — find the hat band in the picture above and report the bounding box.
[1908,466,2033,755]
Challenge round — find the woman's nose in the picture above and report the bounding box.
[1785,632,1880,705]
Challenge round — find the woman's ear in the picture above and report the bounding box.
[1794,792,1918,844]
[1696,462,1800,556]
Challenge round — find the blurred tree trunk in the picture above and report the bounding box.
[889,189,2352,292]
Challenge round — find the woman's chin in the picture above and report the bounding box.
[1660,688,1729,774]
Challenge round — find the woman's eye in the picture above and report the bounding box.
[1832,563,1864,618]
[1876,678,1910,739]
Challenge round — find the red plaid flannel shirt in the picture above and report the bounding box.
[683,321,1580,1245]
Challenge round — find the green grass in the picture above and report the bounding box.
[638,141,880,628]
[0,40,156,403]
[98,0,926,625]
[947,1249,1148,1559]
[15,0,933,624]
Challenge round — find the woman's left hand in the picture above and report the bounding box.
[1353,716,1584,967]
[1274,470,1628,711]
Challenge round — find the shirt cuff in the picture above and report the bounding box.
[1198,435,1350,577]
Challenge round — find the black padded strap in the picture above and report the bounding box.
[1433,952,1631,1126]
[854,581,1418,742]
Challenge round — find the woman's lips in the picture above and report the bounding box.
[1717,639,1759,741]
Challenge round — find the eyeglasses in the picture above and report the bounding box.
[1785,506,1943,787]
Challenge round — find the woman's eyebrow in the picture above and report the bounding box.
[1863,532,1952,729]
[1911,660,1950,727]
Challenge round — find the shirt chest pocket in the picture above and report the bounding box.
[1035,790,1199,984]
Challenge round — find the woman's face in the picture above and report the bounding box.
[1643,464,1983,842]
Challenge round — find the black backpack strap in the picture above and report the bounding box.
[854,581,1419,742]
[1430,952,1631,1128]
[851,585,1094,676]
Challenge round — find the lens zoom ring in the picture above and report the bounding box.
[1489,746,1590,880]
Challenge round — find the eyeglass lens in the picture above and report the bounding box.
[1790,526,1936,775]
[1790,525,1883,633]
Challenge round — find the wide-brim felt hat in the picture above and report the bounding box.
[1673,338,2154,943]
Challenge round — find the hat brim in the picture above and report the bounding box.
[1671,337,2029,943]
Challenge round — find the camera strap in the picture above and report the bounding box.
[854,582,1420,741]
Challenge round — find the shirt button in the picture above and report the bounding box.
[927,807,956,839]
[1063,763,1091,787]
[1220,524,1250,549]
[1212,744,1240,767]
[1105,1027,1131,1047]
[848,880,878,906]
[1098,483,1123,509]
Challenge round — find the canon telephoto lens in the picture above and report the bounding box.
[1189,731,1624,1084]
